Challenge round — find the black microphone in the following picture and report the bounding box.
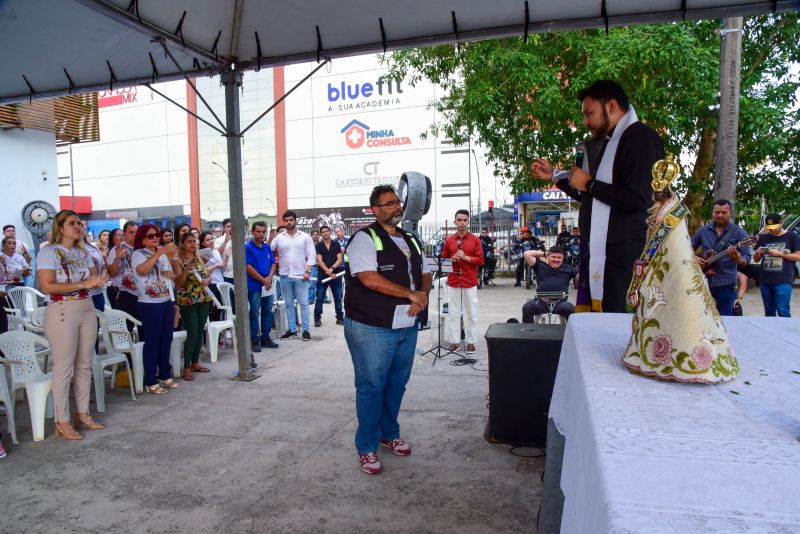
[575,142,586,169]
[456,238,462,250]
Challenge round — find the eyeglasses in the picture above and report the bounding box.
[145,233,160,239]
[374,200,402,208]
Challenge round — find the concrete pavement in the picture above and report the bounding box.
[1,277,796,533]
[0,280,545,534]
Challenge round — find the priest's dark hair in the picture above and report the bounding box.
[578,80,629,111]
[369,184,396,207]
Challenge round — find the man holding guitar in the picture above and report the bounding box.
[691,199,752,316]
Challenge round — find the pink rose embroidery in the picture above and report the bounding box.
[652,335,672,365]
[691,345,714,370]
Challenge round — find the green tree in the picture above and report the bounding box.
[383,14,800,232]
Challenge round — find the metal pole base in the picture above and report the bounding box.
[230,372,261,382]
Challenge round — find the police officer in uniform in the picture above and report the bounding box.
[343,184,432,475]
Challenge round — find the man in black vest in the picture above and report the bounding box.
[344,184,432,475]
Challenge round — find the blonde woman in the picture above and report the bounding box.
[37,210,107,440]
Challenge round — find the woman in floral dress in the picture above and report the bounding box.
[173,232,213,381]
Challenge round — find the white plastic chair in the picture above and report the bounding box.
[28,306,47,331]
[101,309,145,393]
[0,362,18,444]
[102,286,112,311]
[217,281,236,321]
[206,283,235,363]
[19,306,50,371]
[0,331,54,442]
[5,286,45,320]
[93,310,136,412]
[170,330,187,377]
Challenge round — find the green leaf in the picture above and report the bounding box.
[744,380,751,385]
[730,390,741,395]
[384,14,800,224]
[661,366,674,374]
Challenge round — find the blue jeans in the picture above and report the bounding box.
[138,300,174,387]
[314,275,343,321]
[247,290,275,340]
[308,266,318,303]
[710,284,736,316]
[280,275,310,332]
[344,317,418,454]
[760,282,792,317]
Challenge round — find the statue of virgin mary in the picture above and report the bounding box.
[621,154,739,383]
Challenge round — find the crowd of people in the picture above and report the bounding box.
[0,212,350,451]
[1,80,797,471]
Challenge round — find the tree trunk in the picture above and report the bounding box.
[684,126,716,235]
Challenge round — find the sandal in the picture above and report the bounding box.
[182,369,196,381]
[159,378,181,389]
[146,384,168,395]
[190,365,210,373]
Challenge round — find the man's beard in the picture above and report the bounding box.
[381,213,402,225]
[590,107,611,140]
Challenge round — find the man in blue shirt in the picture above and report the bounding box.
[245,221,279,351]
[691,199,751,316]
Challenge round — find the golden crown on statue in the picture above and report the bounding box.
[651,153,680,192]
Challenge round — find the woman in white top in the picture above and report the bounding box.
[37,210,107,440]
[1,236,32,287]
[106,228,124,307]
[199,231,226,320]
[131,224,182,394]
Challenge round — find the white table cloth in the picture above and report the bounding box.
[549,314,800,533]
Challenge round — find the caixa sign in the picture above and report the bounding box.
[98,87,138,108]
[515,189,570,202]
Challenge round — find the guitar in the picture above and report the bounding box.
[700,235,757,277]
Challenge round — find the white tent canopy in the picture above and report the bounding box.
[1,0,794,105]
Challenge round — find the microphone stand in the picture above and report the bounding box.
[420,256,459,366]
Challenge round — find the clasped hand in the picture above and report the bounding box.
[407,290,428,316]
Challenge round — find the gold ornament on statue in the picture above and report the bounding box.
[651,153,680,193]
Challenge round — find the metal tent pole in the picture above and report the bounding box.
[221,68,258,381]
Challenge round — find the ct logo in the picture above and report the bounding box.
[341,119,370,149]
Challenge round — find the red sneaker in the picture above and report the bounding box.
[380,438,411,456]
[359,452,382,474]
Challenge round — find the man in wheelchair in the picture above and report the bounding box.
[521,245,577,322]
[513,227,546,287]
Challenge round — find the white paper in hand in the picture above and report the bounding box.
[391,305,416,329]
[262,283,276,297]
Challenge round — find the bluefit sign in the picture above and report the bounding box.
[326,76,403,112]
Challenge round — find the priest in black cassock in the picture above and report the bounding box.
[531,80,663,313]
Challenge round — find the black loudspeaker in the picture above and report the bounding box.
[484,322,565,446]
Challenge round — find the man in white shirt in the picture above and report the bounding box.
[271,210,316,340]
[3,225,31,263]
[214,218,236,308]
